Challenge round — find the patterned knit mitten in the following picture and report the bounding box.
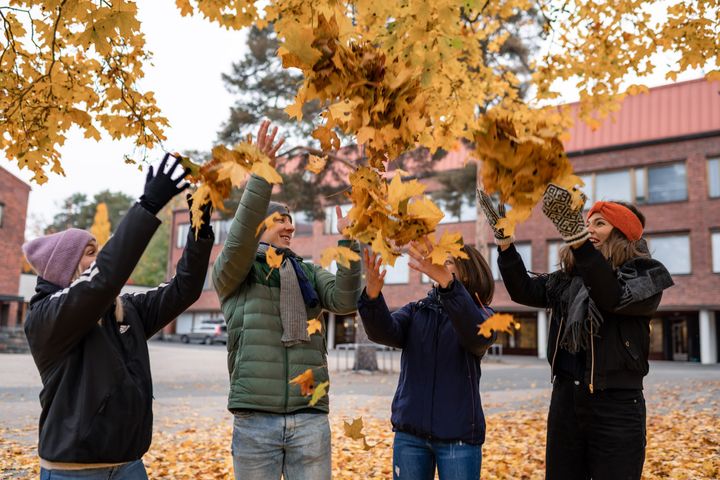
[477,188,514,246]
[542,184,590,247]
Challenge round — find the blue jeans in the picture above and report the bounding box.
[392,431,482,480]
[39,460,147,479]
[231,411,331,480]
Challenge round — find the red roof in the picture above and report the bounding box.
[564,78,720,153]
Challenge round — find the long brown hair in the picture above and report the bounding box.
[559,201,650,272]
[453,244,494,306]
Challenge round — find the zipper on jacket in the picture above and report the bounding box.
[550,312,564,384]
[589,320,595,394]
[283,347,289,412]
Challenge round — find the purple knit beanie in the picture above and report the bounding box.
[22,228,95,288]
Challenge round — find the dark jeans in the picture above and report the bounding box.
[392,431,482,480]
[40,460,147,479]
[546,376,646,480]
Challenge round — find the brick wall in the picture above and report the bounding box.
[0,167,30,327]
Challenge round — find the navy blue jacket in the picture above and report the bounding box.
[358,280,495,445]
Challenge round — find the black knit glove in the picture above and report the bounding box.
[542,184,589,247]
[140,153,190,215]
[186,194,214,239]
[477,188,514,246]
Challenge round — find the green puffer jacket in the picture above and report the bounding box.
[212,174,362,413]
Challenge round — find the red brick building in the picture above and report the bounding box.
[0,166,31,328]
[168,79,720,363]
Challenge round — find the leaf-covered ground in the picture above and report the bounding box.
[2,389,718,480]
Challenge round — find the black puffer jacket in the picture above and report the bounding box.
[498,241,673,391]
[24,203,213,463]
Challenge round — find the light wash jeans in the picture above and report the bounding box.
[231,411,331,480]
[39,459,147,480]
[392,431,482,480]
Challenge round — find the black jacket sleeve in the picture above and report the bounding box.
[357,289,414,349]
[497,244,548,308]
[437,280,497,357]
[25,203,160,372]
[125,230,214,338]
[571,241,623,310]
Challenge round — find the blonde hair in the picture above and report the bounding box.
[72,264,124,324]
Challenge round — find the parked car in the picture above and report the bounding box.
[180,320,227,345]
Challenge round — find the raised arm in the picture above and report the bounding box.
[437,280,497,356]
[497,244,548,308]
[127,198,214,338]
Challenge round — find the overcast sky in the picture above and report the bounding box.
[1,1,710,238]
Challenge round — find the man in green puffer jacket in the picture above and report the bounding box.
[212,122,362,480]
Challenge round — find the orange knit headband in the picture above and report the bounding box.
[586,201,643,241]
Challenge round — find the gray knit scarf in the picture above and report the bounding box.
[257,243,310,347]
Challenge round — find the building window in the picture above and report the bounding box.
[490,243,532,281]
[293,211,314,237]
[647,234,691,275]
[712,232,720,273]
[323,205,352,235]
[176,224,190,248]
[646,163,687,203]
[547,241,563,272]
[578,174,594,205]
[0,202,4,227]
[595,170,633,203]
[709,158,720,198]
[437,197,476,224]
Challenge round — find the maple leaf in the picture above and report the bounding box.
[266,246,284,270]
[307,318,323,335]
[477,313,518,338]
[427,231,469,265]
[255,212,284,237]
[320,246,361,269]
[305,154,327,174]
[343,417,373,450]
[386,174,426,211]
[289,368,315,396]
[251,161,283,185]
[309,380,329,407]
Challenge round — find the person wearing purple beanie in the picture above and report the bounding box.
[23,154,215,480]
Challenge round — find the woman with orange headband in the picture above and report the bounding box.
[479,184,674,480]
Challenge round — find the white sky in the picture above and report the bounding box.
[2,2,246,235]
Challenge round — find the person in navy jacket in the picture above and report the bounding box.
[357,240,497,480]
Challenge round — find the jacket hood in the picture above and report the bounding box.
[30,277,63,306]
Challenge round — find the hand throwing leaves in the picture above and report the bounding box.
[406,238,457,288]
[363,250,386,300]
[477,188,513,246]
[542,184,590,247]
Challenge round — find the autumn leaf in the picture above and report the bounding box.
[477,313,519,338]
[266,246,284,270]
[251,161,283,185]
[427,231,469,265]
[343,417,374,450]
[256,212,284,237]
[307,318,323,335]
[309,381,329,407]
[289,368,315,396]
[305,154,327,174]
[320,246,361,269]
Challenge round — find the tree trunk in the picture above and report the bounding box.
[353,316,379,371]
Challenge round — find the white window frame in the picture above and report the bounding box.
[647,234,692,275]
[712,231,720,274]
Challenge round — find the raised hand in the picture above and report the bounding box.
[363,249,386,300]
[140,153,191,215]
[407,238,454,288]
[251,120,285,166]
[542,183,589,248]
[477,187,513,246]
[336,205,351,237]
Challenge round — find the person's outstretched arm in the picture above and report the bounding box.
[497,244,549,308]
[25,154,189,371]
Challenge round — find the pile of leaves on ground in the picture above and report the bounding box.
[2,406,717,479]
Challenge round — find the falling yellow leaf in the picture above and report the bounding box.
[427,231,469,265]
[309,380,329,406]
[307,318,323,335]
[266,246,284,270]
[255,212,284,237]
[477,313,518,338]
[320,246,360,269]
[289,368,315,396]
[305,154,327,174]
[251,161,283,184]
[343,417,374,450]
